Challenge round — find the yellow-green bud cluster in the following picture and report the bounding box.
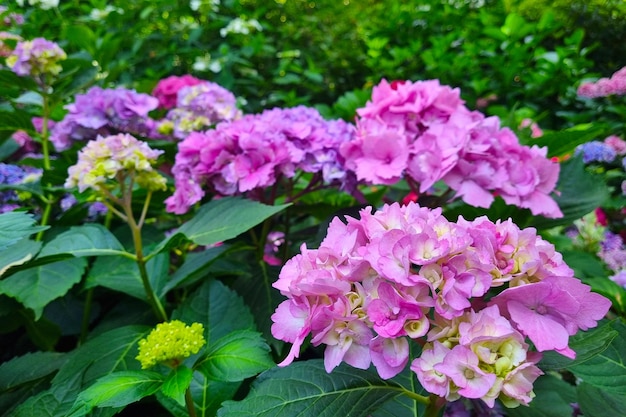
[65,133,167,193]
[136,320,206,369]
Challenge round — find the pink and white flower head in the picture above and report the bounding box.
[271,202,611,409]
[341,79,562,218]
[577,66,626,98]
[152,74,204,109]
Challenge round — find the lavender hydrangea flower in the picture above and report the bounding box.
[0,163,30,212]
[575,141,617,164]
[50,86,159,151]
[6,37,66,78]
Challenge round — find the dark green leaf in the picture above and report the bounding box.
[0,238,41,277]
[567,319,626,394]
[0,69,37,91]
[196,330,274,382]
[0,211,47,250]
[0,110,35,134]
[150,197,290,255]
[0,257,87,319]
[161,366,193,406]
[532,124,607,158]
[577,381,626,417]
[67,370,164,417]
[38,224,129,259]
[172,279,256,346]
[217,360,403,417]
[0,351,67,392]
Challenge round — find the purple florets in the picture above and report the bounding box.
[165,105,356,214]
[6,37,66,77]
[0,163,27,213]
[575,141,617,164]
[50,86,159,151]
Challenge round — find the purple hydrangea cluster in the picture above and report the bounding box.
[0,6,24,27]
[6,37,66,78]
[575,140,617,164]
[165,106,355,214]
[577,67,626,98]
[600,231,626,284]
[271,202,610,408]
[340,79,562,218]
[156,81,242,140]
[0,163,28,212]
[50,86,159,151]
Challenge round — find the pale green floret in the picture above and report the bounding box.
[136,320,206,369]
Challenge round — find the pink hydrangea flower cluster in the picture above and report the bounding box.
[271,202,611,408]
[6,37,66,77]
[165,105,355,214]
[577,67,626,98]
[156,81,242,140]
[340,79,562,218]
[50,86,159,151]
[151,74,204,109]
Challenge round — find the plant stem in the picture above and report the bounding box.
[423,394,446,417]
[184,387,198,417]
[78,288,94,345]
[36,94,53,241]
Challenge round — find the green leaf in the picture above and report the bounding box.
[150,197,290,255]
[577,381,626,417]
[0,238,41,277]
[567,319,626,394]
[0,110,35,134]
[217,360,403,417]
[0,69,37,91]
[506,374,577,417]
[172,279,256,346]
[67,370,164,417]
[196,330,274,382]
[0,351,67,392]
[86,251,168,301]
[38,224,129,259]
[0,211,47,250]
[532,124,607,158]
[529,156,609,229]
[0,257,87,319]
[539,320,618,371]
[161,366,193,406]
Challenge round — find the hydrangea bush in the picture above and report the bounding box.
[0,3,624,417]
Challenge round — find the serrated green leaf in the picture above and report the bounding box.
[217,360,404,417]
[0,238,41,277]
[172,279,256,346]
[161,366,193,406]
[567,319,626,394]
[67,370,164,417]
[0,211,47,250]
[86,251,168,301]
[0,351,67,392]
[37,224,129,259]
[150,197,290,256]
[196,330,274,382]
[539,320,617,371]
[506,374,577,417]
[0,110,35,133]
[0,257,87,319]
[577,381,626,417]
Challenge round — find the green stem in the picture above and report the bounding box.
[35,199,53,241]
[184,387,197,417]
[423,394,446,417]
[41,95,51,171]
[78,288,94,345]
[120,181,167,322]
[398,387,431,405]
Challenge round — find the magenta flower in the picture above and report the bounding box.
[490,276,611,358]
[369,336,410,379]
[434,345,497,399]
[152,74,204,109]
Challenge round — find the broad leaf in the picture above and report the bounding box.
[150,197,290,256]
[0,110,35,134]
[67,370,164,417]
[539,320,617,371]
[577,381,626,417]
[0,211,47,250]
[217,360,404,417]
[161,366,193,406]
[86,251,169,301]
[0,257,87,319]
[531,124,607,158]
[506,374,577,417]
[0,351,67,392]
[38,224,129,259]
[196,330,274,382]
[172,279,256,346]
[567,319,626,394]
[0,238,41,277]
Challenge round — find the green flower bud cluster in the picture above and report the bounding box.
[65,133,167,193]
[136,320,206,369]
